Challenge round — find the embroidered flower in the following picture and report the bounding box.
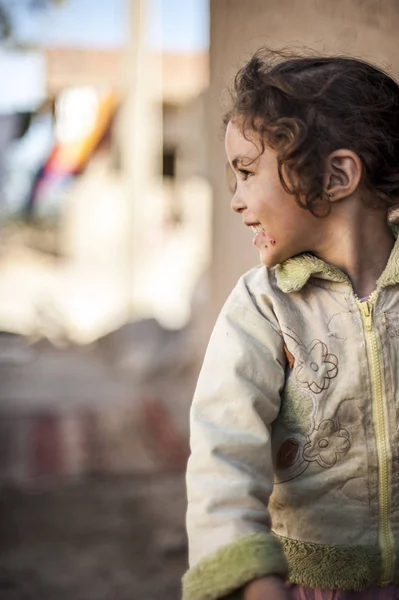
[294,339,338,394]
[303,419,350,468]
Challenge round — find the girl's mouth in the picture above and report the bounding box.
[251,223,266,247]
[250,224,276,248]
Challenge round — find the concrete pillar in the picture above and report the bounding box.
[119,0,163,319]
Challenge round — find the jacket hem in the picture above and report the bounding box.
[182,532,289,600]
[275,534,387,591]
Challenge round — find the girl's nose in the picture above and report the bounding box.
[230,192,246,214]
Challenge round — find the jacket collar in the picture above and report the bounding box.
[275,222,399,294]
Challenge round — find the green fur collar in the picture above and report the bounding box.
[275,253,349,293]
[275,224,399,294]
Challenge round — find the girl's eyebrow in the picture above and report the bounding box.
[231,155,254,169]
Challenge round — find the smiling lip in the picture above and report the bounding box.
[245,222,266,246]
[244,221,261,227]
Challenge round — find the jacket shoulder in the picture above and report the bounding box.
[223,265,282,331]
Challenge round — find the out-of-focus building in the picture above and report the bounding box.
[45,47,126,92]
[0,0,211,342]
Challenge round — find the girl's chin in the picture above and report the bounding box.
[259,247,280,268]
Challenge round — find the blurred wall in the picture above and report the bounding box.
[208,0,399,324]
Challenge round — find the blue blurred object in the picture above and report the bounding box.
[1,109,54,219]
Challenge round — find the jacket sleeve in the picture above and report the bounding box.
[183,279,288,600]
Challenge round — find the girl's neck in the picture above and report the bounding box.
[314,204,394,299]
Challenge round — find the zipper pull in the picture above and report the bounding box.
[361,301,373,331]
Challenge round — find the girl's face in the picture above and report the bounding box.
[225,120,322,268]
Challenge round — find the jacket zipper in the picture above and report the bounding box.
[358,296,395,585]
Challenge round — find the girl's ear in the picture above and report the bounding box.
[324,149,362,201]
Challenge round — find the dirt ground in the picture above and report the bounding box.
[0,472,187,600]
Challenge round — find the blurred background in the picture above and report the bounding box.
[1,1,399,598]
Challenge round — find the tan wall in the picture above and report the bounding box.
[45,48,126,93]
[208,0,399,325]
[162,52,209,104]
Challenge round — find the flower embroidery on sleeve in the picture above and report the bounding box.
[294,339,338,394]
[303,419,350,468]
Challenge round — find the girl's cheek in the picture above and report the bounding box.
[266,234,276,246]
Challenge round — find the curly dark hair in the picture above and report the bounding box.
[224,48,399,216]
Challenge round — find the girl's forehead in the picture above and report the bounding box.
[225,120,260,159]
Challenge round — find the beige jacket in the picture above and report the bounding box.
[183,234,399,600]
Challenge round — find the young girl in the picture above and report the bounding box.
[183,49,399,600]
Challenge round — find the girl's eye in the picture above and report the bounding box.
[238,168,253,180]
[225,163,253,194]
